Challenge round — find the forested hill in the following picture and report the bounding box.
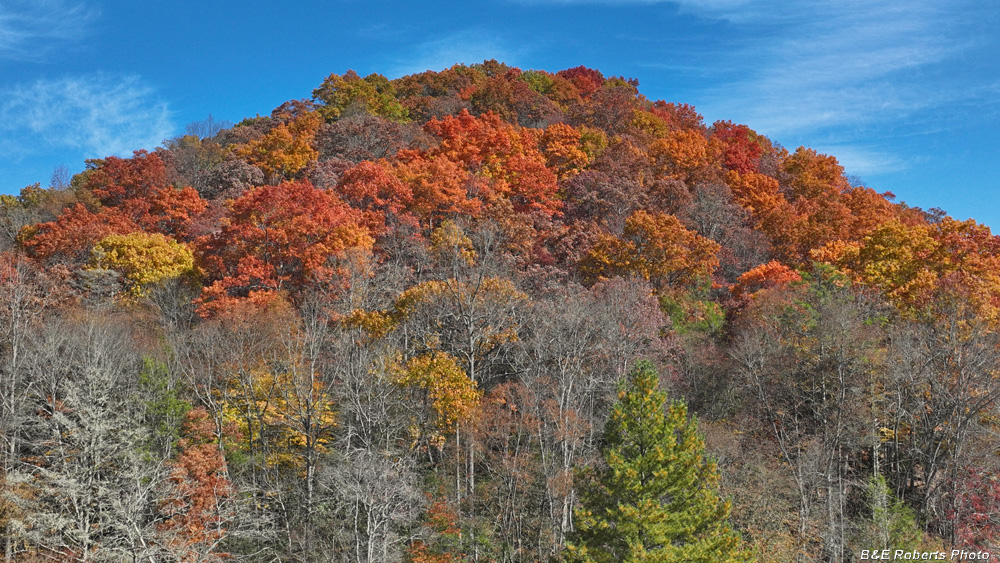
[2,61,999,561]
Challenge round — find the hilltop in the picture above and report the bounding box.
[1,61,997,561]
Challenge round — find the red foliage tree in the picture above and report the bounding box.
[650,100,704,132]
[19,204,138,263]
[196,180,372,315]
[83,150,170,207]
[712,121,770,175]
[22,150,209,263]
[946,466,1000,550]
[556,66,605,98]
[336,160,415,234]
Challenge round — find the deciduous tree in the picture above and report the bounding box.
[196,180,372,315]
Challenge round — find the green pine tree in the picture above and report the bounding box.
[565,361,751,563]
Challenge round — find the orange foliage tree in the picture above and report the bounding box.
[580,210,720,290]
[158,407,234,562]
[336,160,415,234]
[82,149,208,238]
[421,110,562,218]
[393,151,480,229]
[539,122,591,179]
[19,203,138,263]
[649,129,714,182]
[725,170,804,263]
[730,260,802,304]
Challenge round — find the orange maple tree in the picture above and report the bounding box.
[336,159,415,234]
[196,180,372,315]
[421,110,562,217]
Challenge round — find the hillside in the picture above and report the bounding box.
[2,61,998,561]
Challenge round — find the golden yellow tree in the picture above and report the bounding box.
[90,232,195,297]
[235,111,322,182]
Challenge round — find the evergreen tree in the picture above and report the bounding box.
[565,361,750,563]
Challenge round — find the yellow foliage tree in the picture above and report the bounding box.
[631,109,671,138]
[312,70,408,122]
[580,210,720,291]
[90,232,195,296]
[430,220,477,270]
[395,351,481,434]
[235,111,322,182]
[813,218,1000,321]
[539,123,591,179]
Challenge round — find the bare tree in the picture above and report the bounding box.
[884,300,1000,535]
[731,274,886,562]
[10,312,167,561]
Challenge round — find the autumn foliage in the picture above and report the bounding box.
[4,60,1000,562]
[196,179,372,314]
[159,407,234,562]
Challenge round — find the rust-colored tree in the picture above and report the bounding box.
[730,260,802,304]
[158,407,234,562]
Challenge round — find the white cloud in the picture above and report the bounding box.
[507,0,753,11]
[512,0,665,4]
[0,74,176,160]
[0,0,98,59]
[665,0,1000,179]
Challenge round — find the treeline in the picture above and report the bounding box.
[1,60,999,562]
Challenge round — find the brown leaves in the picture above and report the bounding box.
[159,407,234,563]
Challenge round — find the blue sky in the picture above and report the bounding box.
[2,0,998,226]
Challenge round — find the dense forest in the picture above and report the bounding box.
[1,60,999,562]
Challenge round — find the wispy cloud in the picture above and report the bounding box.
[810,144,908,179]
[389,30,526,77]
[511,0,665,4]
[509,0,755,10]
[0,0,98,60]
[693,1,993,136]
[0,74,176,160]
